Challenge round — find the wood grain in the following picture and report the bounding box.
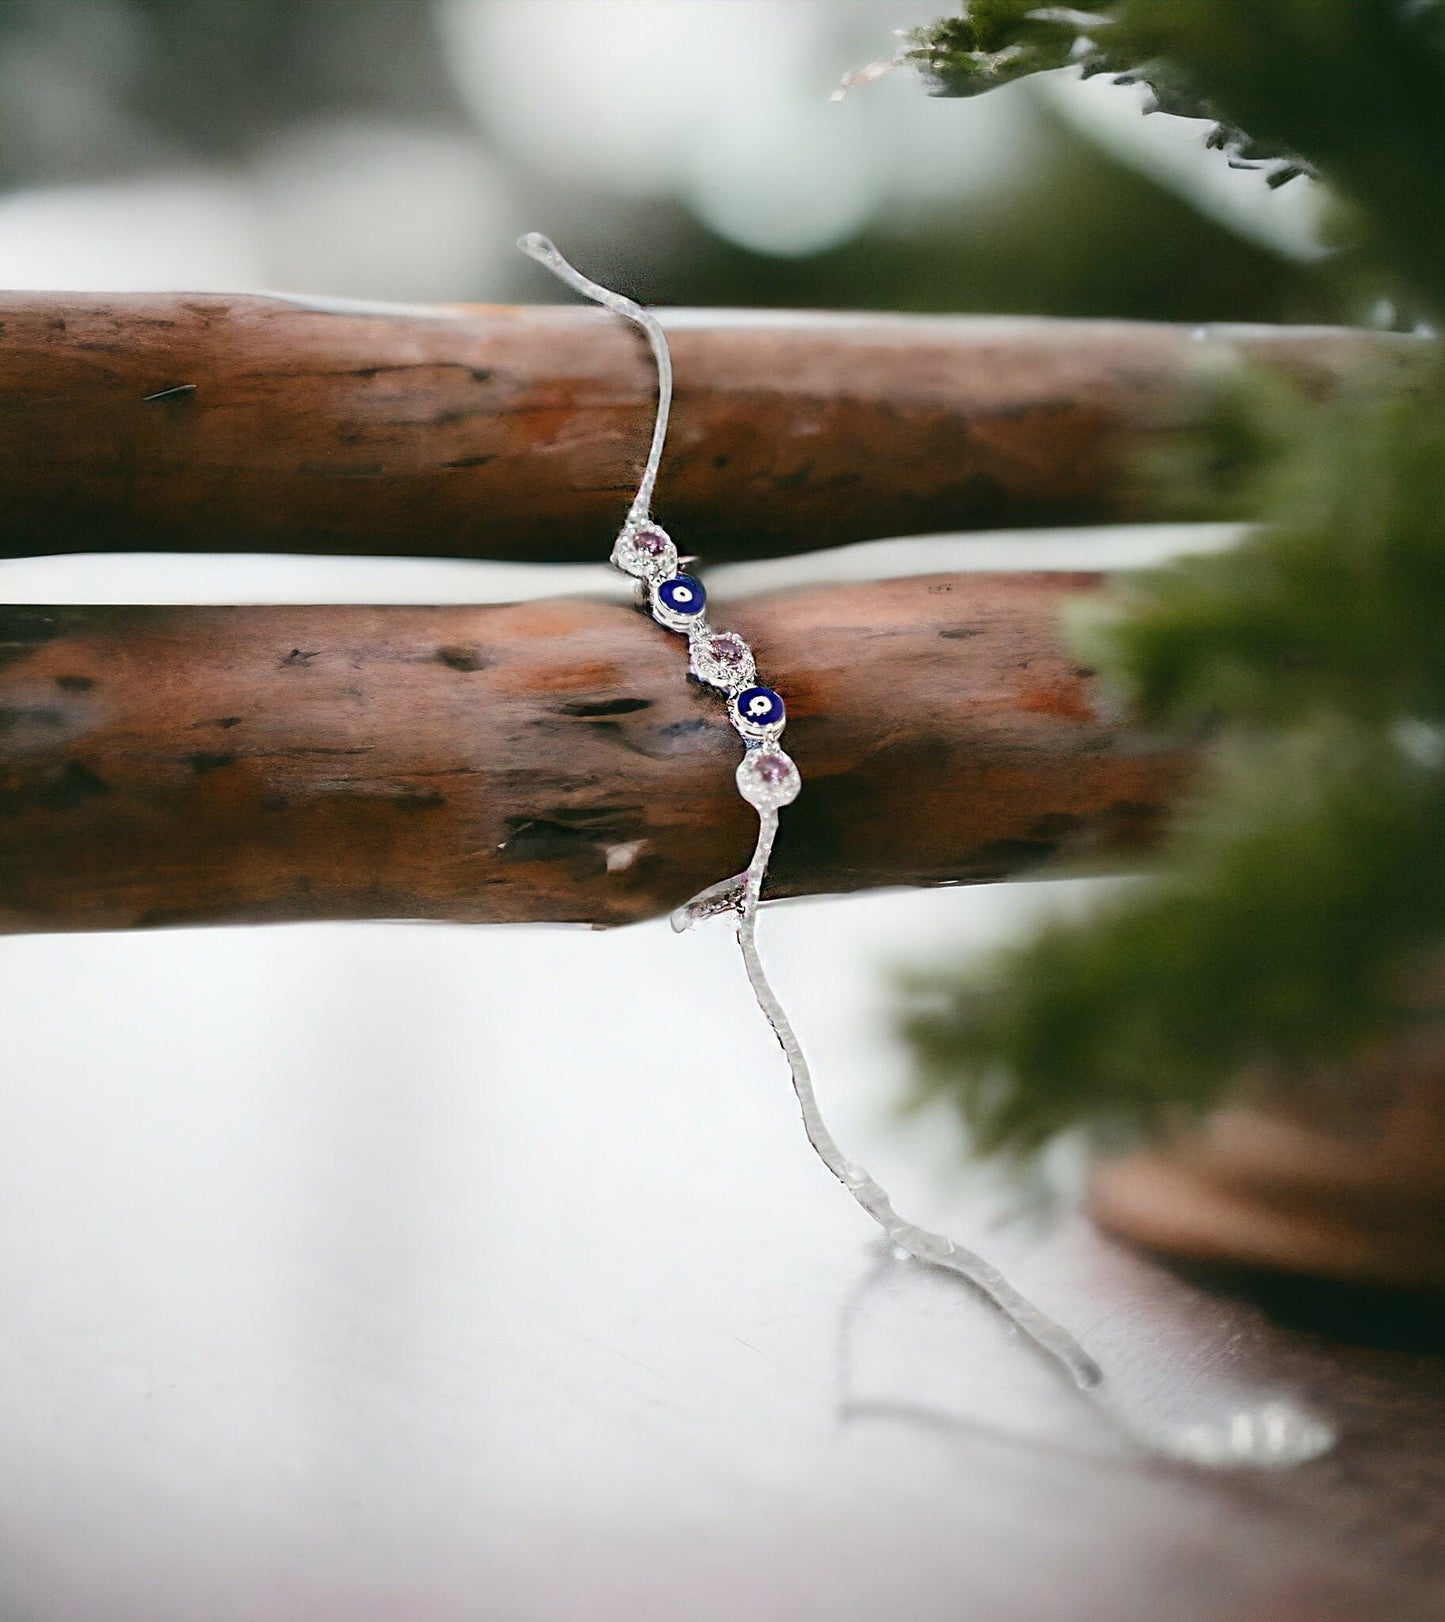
[0,574,1186,933]
[0,294,1415,564]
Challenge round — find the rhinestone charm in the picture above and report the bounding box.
[613,519,677,580]
[652,573,707,630]
[690,630,755,690]
[731,685,785,738]
[736,748,801,810]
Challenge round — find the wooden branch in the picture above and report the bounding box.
[0,575,1188,933]
[0,294,1412,563]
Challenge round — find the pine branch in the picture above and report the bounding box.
[906,1,1445,307]
[1084,370,1445,728]
[902,369,1445,1153]
[900,0,1445,1156]
[903,1,1313,184]
[903,722,1445,1156]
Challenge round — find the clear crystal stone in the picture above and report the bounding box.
[689,630,754,690]
[736,748,801,809]
[612,519,677,579]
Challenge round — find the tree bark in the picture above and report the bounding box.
[0,575,1186,933]
[0,293,1413,565]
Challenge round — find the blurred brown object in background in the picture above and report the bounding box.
[1092,1024,1445,1295]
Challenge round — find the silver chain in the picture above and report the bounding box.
[518,233,1101,1392]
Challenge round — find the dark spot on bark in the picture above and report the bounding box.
[142,383,197,405]
[261,791,289,811]
[637,716,723,756]
[1027,812,1082,842]
[0,606,60,669]
[1074,666,1097,680]
[539,803,633,827]
[423,406,480,428]
[0,607,59,641]
[713,453,730,470]
[395,787,445,811]
[908,737,953,773]
[297,460,384,479]
[947,470,1009,523]
[42,760,111,809]
[282,648,319,667]
[441,454,495,469]
[967,837,1062,878]
[938,627,980,641]
[497,817,605,869]
[185,751,237,774]
[0,759,109,816]
[133,906,199,929]
[345,361,489,384]
[775,462,814,491]
[761,780,841,881]
[55,675,95,692]
[556,696,651,717]
[216,716,242,728]
[437,646,488,672]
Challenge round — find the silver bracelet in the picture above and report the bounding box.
[518,231,1103,1392]
[513,236,1352,1471]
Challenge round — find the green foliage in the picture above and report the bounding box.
[903,0,1085,95]
[904,1,1314,187]
[1091,373,1445,729]
[900,1,1445,1154]
[907,0,1445,309]
[906,721,1445,1155]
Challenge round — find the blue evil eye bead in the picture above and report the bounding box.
[731,684,785,738]
[652,572,707,630]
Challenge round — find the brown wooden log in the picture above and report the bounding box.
[0,574,1187,933]
[0,294,1415,564]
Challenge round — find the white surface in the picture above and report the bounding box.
[0,522,1242,605]
[0,883,1395,1622]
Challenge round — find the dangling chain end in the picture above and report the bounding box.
[517,232,558,265]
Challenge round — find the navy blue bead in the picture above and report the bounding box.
[656,574,706,617]
[733,685,785,730]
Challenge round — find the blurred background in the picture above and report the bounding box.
[3,7,1427,1622]
[0,0,1351,321]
